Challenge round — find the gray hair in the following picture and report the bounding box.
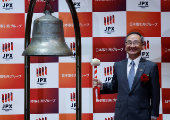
[125,32,144,43]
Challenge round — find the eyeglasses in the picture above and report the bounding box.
[125,40,141,46]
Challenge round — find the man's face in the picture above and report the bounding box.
[125,34,143,57]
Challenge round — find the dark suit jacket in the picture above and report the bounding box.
[101,58,160,120]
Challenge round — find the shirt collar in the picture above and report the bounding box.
[128,55,141,67]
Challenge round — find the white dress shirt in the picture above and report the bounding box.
[127,55,141,78]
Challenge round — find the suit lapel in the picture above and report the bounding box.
[129,57,146,93]
[121,59,130,92]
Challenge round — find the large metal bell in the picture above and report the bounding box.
[22,10,73,56]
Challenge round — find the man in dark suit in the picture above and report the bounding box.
[93,32,160,120]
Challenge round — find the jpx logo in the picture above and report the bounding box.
[104,66,114,82]
[105,117,114,120]
[70,92,76,110]
[70,42,76,58]
[104,15,115,34]
[36,117,47,120]
[138,1,149,8]
[2,42,13,60]
[36,66,47,85]
[2,0,13,10]
[141,40,149,58]
[73,0,80,9]
[2,92,13,111]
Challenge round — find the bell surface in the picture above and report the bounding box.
[22,10,73,56]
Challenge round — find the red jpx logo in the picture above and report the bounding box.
[36,117,47,120]
[2,42,13,52]
[104,66,114,76]
[104,15,115,26]
[2,0,13,10]
[2,92,13,103]
[105,117,114,120]
[104,15,115,34]
[142,40,149,50]
[70,92,75,102]
[70,92,76,110]
[142,40,149,58]
[36,66,47,85]
[70,42,76,57]
[36,66,47,77]
[2,92,13,111]
[104,66,114,82]
[2,42,13,59]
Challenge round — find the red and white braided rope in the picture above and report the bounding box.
[94,66,97,78]
[94,66,100,99]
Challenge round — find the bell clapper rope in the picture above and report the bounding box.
[44,0,54,13]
